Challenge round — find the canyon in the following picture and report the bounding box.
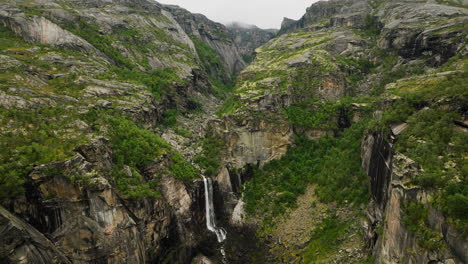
[0,0,467,263]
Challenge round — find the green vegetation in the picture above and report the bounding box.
[192,37,223,71]
[436,0,468,8]
[284,99,341,130]
[96,66,181,100]
[369,53,426,96]
[192,37,225,80]
[169,152,199,183]
[244,121,369,223]
[367,59,468,228]
[442,183,468,222]
[60,17,186,99]
[194,136,224,176]
[390,70,468,104]
[109,116,168,168]
[303,217,350,262]
[402,202,445,251]
[242,54,253,64]
[109,115,198,196]
[192,37,238,98]
[0,24,32,50]
[361,15,381,38]
[0,107,88,201]
[64,20,134,68]
[216,95,242,116]
[211,77,237,98]
[162,109,179,128]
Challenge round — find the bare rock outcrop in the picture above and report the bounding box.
[0,7,95,52]
[163,4,246,76]
[362,133,467,264]
[0,205,72,264]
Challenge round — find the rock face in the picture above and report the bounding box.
[278,0,371,35]
[226,22,277,62]
[164,5,246,77]
[0,0,239,263]
[0,11,95,52]
[376,1,468,64]
[279,0,468,64]
[0,205,72,264]
[217,118,293,168]
[362,134,468,264]
[0,138,210,264]
[361,132,393,208]
[0,0,467,263]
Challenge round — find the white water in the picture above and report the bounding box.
[202,176,227,243]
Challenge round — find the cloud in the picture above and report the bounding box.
[158,0,318,29]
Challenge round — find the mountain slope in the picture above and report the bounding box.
[212,0,467,263]
[0,0,466,263]
[0,0,251,263]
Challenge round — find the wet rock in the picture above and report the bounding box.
[0,205,72,264]
[227,22,277,60]
[0,10,95,52]
[164,4,246,76]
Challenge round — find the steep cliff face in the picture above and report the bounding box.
[215,25,369,170]
[213,0,467,263]
[0,0,241,263]
[278,0,372,35]
[217,0,467,178]
[362,136,467,264]
[164,5,246,79]
[0,136,212,263]
[226,22,277,63]
[0,0,467,263]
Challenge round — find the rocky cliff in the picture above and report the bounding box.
[0,0,467,263]
[211,0,467,263]
[164,5,246,81]
[0,0,249,262]
[226,22,277,63]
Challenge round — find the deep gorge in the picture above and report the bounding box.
[0,0,467,263]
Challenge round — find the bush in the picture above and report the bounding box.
[109,116,168,168]
[112,167,160,200]
[109,115,198,196]
[106,67,181,99]
[442,183,468,221]
[284,99,339,130]
[0,107,88,201]
[194,136,224,177]
[303,217,349,262]
[170,152,199,183]
[402,202,445,250]
[162,109,179,128]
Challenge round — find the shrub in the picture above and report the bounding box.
[284,99,341,130]
[194,136,224,177]
[303,217,349,262]
[402,201,446,250]
[442,183,468,221]
[0,107,88,201]
[108,116,168,168]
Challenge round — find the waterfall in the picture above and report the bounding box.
[202,176,227,243]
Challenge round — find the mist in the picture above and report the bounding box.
[158,0,318,29]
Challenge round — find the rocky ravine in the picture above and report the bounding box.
[0,0,271,263]
[0,0,467,263]
[206,0,467,263]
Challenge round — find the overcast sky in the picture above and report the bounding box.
[158,0,318,29]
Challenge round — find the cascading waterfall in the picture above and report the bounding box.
[202,176,227,242]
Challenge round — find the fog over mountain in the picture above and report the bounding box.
[158,0,317,28]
